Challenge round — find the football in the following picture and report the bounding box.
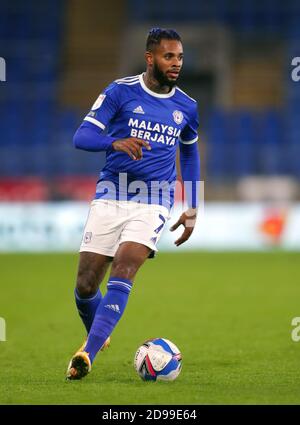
[134,338,182,381]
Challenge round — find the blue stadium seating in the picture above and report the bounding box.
[206,107,292,180]
[0,0,85,178]
[128,0,300,34]
[1,0,300,182]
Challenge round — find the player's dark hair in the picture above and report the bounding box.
[146,28,181,51]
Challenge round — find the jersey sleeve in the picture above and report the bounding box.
[83,83,121,131]
[179,103,199,145]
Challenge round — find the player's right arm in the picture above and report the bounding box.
[111,137,151,160]
[73,125,150,160]
[73,82,150,160]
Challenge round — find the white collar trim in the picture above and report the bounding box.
[139,73,176,98]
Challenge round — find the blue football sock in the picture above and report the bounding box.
[85,277,133,363]
[75,288,102,334]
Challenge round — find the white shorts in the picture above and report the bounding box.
[79,199,170,257]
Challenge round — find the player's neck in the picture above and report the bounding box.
[143,71,172,95]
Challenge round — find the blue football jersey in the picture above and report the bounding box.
[84,73,199,209]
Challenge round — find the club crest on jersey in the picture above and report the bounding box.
[173,110,183,124]
[91,94,106,110]
[84,232,92,243]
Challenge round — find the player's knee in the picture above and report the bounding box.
[111,260,138,281]
[76,269,98,298]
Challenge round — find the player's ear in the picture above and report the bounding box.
[145,51,153,67]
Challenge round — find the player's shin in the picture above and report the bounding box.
[84,277,133,363]
[74,288,102,333]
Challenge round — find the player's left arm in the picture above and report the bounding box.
[170,104,200,246]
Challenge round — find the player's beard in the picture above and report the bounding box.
[153,61,178,89]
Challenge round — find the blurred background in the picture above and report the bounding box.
[2,2,300,406]
[0,0,300,251]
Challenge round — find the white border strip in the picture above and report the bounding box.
[179,136,198,145]
[84,116,106,130]
[139,73,176,98]
[108,281,132,290]
[116,80,139,86]
[115,75,139,83]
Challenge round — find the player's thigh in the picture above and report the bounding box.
[80,200,124,257]
[110,241,151,282]
[119,204,170,253]
[76,251,112,295]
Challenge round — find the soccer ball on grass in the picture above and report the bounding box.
[134,338,182,381]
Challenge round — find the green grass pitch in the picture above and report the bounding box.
[0,252,300,405]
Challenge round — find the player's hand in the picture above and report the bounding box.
[170,208,197,247]
[112,137,151,160]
